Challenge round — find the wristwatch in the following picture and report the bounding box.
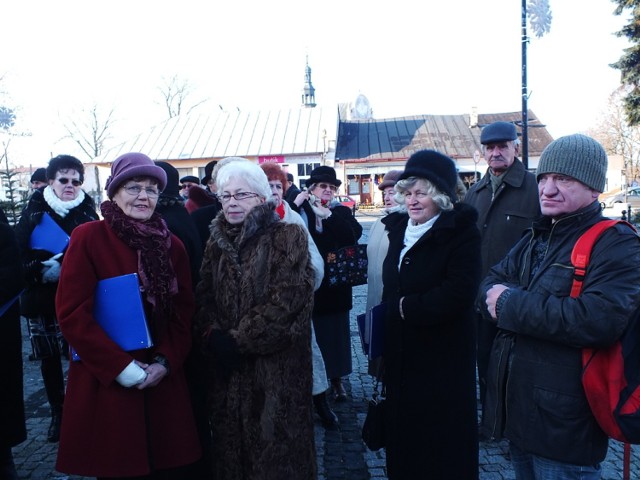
[153,354,170,375]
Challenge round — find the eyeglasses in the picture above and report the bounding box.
[123,185,160,198]
[317,183,337,192]
[217,191,260,203]
[57,178,83,187]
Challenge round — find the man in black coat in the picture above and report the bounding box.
[480,134,640,478]
[463,121,540,414]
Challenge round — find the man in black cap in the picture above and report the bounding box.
[463,121,540,424]
[30,167,47,191]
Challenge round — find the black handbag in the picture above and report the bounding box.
[362,381,386,451]
[326,244,368,287]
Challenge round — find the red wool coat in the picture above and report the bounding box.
[55,220,201,477]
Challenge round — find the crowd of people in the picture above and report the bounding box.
[2,124,637,480]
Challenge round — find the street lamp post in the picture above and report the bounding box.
[523,0,552,169]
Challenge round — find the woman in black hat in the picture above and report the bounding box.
[290,165,363,401]
[380,150,481,479]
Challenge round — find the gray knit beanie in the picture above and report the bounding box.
[536,134,607,193]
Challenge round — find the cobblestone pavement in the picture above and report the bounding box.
[11,211,640,479]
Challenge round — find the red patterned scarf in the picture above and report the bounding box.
[100,200,178,324]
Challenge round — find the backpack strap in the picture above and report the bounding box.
[570,220,634,298]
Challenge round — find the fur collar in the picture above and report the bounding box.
[212,202,279,253]
[43,186,86,218]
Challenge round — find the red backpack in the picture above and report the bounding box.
[572,219,640,444]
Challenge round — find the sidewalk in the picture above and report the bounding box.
[11,274,640,478]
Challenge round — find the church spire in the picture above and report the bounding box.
[301,55,316,108]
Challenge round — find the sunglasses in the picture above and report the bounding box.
[57,177,83,186]
[317,183,338,192]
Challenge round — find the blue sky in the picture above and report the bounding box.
[2,0,631,165]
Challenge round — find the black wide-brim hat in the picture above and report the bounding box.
[305,165,342,189]
[201,160,218,185]
[399,150,458,201]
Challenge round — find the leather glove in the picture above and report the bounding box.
[207,329,241,379]
[41,253,63,283]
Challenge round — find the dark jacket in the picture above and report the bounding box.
[463,159,540,277]
[479,201,640,465]
[0,222,26,448]
[381,203,481,479]
[15,189,98,317]
[155,198,203,288]
[191,202,222,251]
[292,200,362,315]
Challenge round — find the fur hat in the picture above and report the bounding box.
[305,166,341,189]
[480,121,518,144]
[30,167,47,184]
[399,150,458,201]
[378,170,403,191]
[155,161,181,199]
[536,134,607,193]
[201,160,218,185]
[105,153,167,199]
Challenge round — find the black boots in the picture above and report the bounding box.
[41,356,65,443]
[0,446,19,480]
[313,392,339,429]
[330,378,347,402]
[47,407,62,443]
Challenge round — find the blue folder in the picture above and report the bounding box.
[72,273,152,361]
[29,212,70,254]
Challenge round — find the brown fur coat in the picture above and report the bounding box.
[195,203,316,480]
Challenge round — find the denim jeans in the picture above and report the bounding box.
[510,443,601,480]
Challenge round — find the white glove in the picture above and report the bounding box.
[41,253,63,283]
[115,361,148,387]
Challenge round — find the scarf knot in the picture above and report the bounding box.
[100,200,178,323]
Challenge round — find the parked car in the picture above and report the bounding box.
[600,187,640,209]
[335,195,357,214]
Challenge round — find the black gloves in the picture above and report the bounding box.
[207,329,241,379]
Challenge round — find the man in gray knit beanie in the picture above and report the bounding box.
[536,133,607,193]
[534,134,607,219]
[480,132,640,478]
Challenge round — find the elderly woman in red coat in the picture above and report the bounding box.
[55,153,201,479]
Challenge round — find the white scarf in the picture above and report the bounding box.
[43,185,85,218]
[398,213,440,269]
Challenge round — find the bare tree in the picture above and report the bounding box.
[61,104,116,161]
[158,74,208,119]
[590,86,640,187]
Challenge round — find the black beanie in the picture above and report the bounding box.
[30,167,47,183]
[154,161,181,199]
[399,150,458,201]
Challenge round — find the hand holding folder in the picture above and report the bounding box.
[29,212,70,254]
[72,273,152,361]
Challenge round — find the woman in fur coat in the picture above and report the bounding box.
[195,159,317,480]
[14,155,99,443]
